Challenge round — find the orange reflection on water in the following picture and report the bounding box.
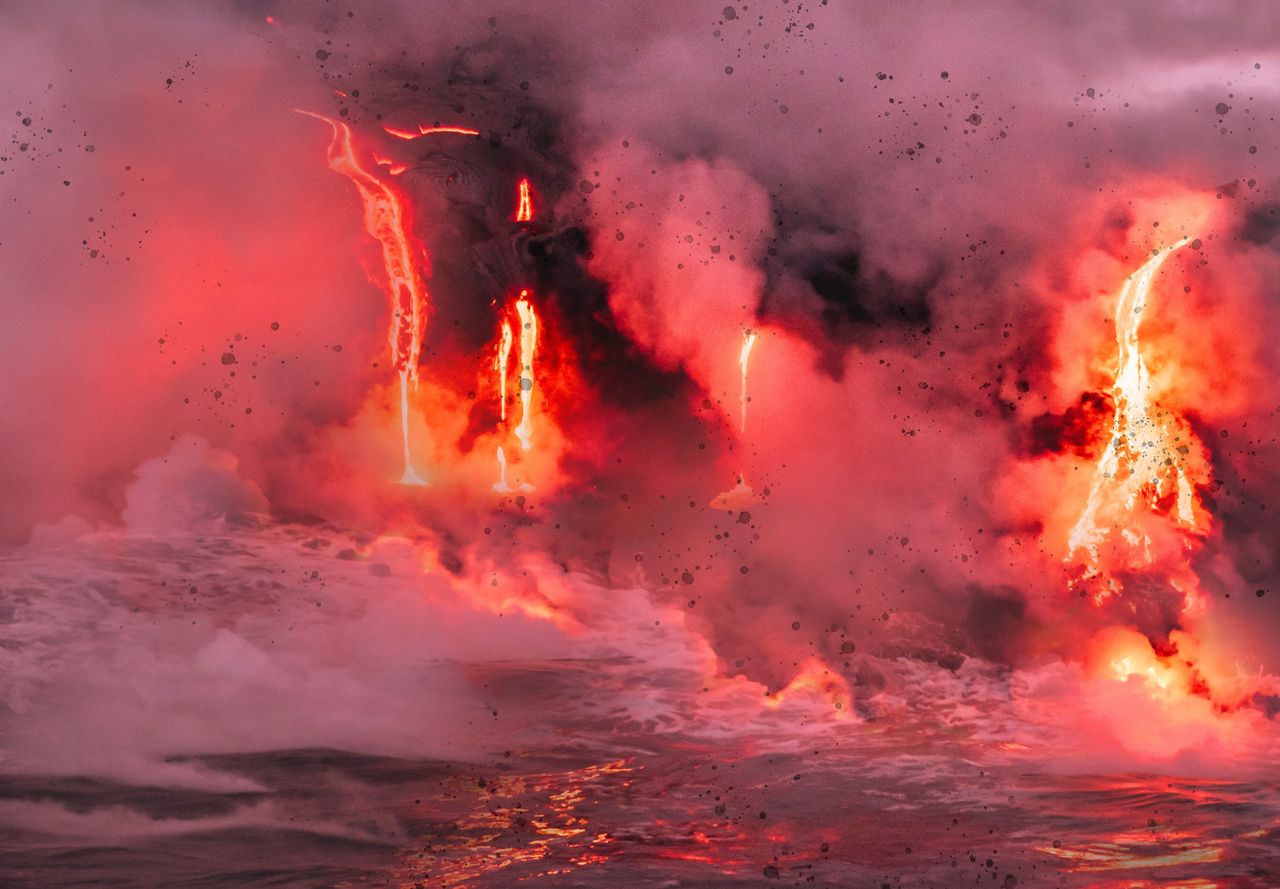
[1039,825,1224,875]
[385,760,631,888]
[1071,881,1219,889]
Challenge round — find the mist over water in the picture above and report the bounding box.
[3,1,1280,886]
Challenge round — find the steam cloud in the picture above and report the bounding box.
[3,0,1280,786]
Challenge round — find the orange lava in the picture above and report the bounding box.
[760,659,850,715]
[300,110,434,484]
[1065,239,1212,608]
[513,293,539,453]
[711,329,759,510]
[383,123,480,140]
[495,318,514,423]
[515,177,534,222]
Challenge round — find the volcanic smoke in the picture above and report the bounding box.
[738,328,757,436]
[5,4,1280,886]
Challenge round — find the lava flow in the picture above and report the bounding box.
[492,444,532,494]
[383,123,481,140]
[738,328,757,436]
[490,292,541,492]
[515,178,534,223]
[1065,238,1212,609]
[495,318,514,422]
[513,293,539,453]
[711,328,759,510]
[301,112,478,485]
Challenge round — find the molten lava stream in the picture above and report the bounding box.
[738,328,757,437]
[383,123,480,140]
[711,328,758,510]
[1065,237,1210,608]
[397,368,426,486]
[495,318,513,422]
[301,110,459,486]
[491,294,539,493]
[515,177,534,223]
[514,293,539,452]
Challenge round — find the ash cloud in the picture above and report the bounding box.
[4,0,1280,689]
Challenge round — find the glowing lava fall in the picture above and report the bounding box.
[1066,238,1212,611]
[491,291,541,492]
[711,328,759,510]
[300,110,449,485]
[513,293,539,453]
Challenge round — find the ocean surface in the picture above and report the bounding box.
[2,526,1278,888]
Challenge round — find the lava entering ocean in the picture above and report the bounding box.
[711,328,759,510]
[5,4,1280,887]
